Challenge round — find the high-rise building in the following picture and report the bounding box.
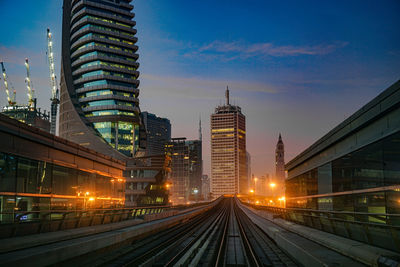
[201,174,210,200]
[257,175,268,196]
[246,151,251,190]
[59,0,141,159]
[165,133,203,204]
[165,138,189,204]
[275,133,285,196]
[211,87,247,197]
[187,139,202,200]
[59,0,169,206]
[141,112,171,156]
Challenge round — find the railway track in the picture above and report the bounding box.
[62,196,371,267]
[75,197,298,267]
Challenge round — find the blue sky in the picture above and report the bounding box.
[0,0,399,177]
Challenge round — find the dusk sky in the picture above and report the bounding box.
[0,0,399,178]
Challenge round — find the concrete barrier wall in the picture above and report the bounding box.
[0,201,218,266]
[238,200,400,267]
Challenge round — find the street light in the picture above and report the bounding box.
[269,183,276,206]
[278,196,286,207]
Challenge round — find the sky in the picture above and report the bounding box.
[0,0,399,178]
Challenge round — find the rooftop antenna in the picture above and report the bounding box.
[225,85,230,105]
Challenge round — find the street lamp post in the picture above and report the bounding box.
[269,182,276,205]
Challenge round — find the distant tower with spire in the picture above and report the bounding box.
[199,115,202,141]
[275,133,285,193]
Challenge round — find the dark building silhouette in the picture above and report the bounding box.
[187,139,202,201]
[166,138,189,204]
[141,112,171,156]
[1,105,50,133]
[166,125,203,204]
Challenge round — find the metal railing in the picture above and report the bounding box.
[242,202,400,253]
[0,201,212,239]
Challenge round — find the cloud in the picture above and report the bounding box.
[140,73,278,100]
[185,40,348,61]
[0,45,45,66]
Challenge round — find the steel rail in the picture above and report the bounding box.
[235,198,297,266]
[234,200,261,267]
[214,200,230,267]
[118,201,224,267]
[188,204,230,266]
[164,202,227,266]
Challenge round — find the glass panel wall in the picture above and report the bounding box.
[0,153,17,192]
[0,151,124,223]
[286,131,400,220]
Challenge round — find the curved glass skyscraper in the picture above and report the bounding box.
[59,0,140,159]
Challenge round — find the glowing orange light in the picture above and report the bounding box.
[85,192,90,196]
[255,200,260,205]
[269,183,276,188]
[88,197,95,201]
[249,189,254,193]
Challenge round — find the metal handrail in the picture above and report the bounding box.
[247,204,400,217]
[0,200,216,224]
[241,200,400,253]
[241,202,400,227]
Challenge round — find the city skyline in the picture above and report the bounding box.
[0,1,399,264]
[1,0,400,177]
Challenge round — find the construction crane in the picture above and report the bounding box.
[1,62,16,106]
[24,58,35,109]
[47,28,60,135]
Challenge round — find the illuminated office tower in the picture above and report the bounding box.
[59,0,140,158]
[211,87,247,197]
